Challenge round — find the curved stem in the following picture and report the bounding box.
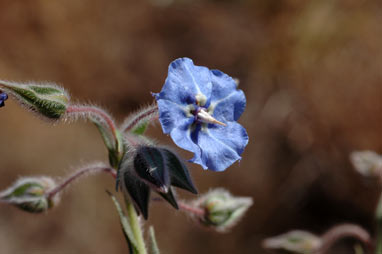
[179,202,205,217]
[47,165,117,199]
[316,224,371,254]
[66,105,119,146]
[152,198,205,217]
[121,104,158,133]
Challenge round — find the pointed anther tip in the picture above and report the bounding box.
[213,118,227,126]
[197,109,227,127]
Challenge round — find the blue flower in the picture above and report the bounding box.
[0,92,8,107]
[153,58,248,172]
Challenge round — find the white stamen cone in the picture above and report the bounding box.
[197,109,226,126]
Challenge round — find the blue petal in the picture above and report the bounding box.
[193,122,248,172]
[156,99,191,134]
[209,69,246,122]
[0,92,7,107]
[155,58,212,105]
[169,119,203,166]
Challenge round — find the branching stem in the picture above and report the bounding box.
[316,224,371,254]
[122,104,158,133]
[66,105,119,146]
[47,165,117,199]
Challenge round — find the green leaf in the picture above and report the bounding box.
[91,118,124,169]
[121,104,158,134]
[91,117,114,151]
[107,191,139,254]
[132,121,149,135]
[148,226,160,254]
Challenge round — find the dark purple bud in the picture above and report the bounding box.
[156,187,179,209]
[160,148,198,194]
[133,146,170,193]
[121,169,151,220]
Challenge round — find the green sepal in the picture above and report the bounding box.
[0,81,69,120]
[107,191,139,254]
[91,118,124,169]
[132,121,149,135]
[148,226,160,254]
[91,117,114,151]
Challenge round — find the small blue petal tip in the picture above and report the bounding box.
[0,92,8,107]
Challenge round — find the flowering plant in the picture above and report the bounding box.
[0,58,252,253]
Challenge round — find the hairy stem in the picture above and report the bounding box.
[66,105,119,147]
[127,200,147,254]
[179,202,205,217]
[47,165,117,199]
[122,104,158,133]
[316,224,371,254]
[151,198,205,217]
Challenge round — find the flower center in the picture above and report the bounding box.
[192,107,226,126]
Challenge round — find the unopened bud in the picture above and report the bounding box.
[195,189,253,232]
[0,177,59,213]
[119,145,198,219]
[134,146,170,193]
[262,230,322,254]
[350,150,382,178]
[0,80,70,120]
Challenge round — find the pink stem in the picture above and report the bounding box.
[316,224,372,254]
[66,105,119,144]
[179,202,205,217]
[123,105,158,132]
[47,166,117,199]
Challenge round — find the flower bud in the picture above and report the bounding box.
[0,80,70,120]
[195,189,253,232]
[350,150,382,178]
[262,230,322,254]
[118,144,198,219]
[160,148,197,194]
[0,177,59,213]
[134,146,170,193]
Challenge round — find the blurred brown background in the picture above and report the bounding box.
[0,0,381,253]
